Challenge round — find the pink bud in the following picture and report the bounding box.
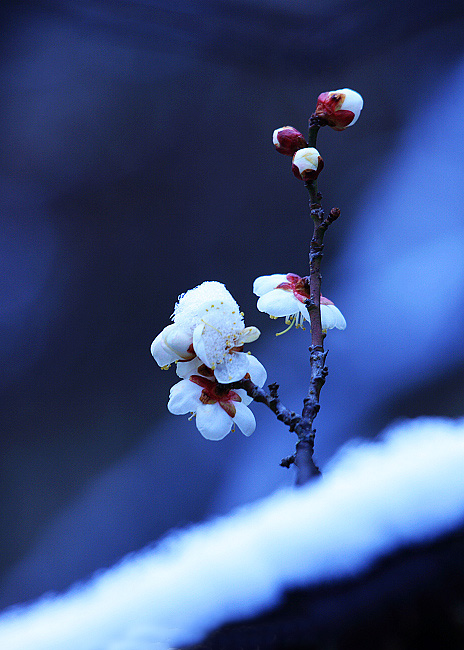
[273,126,308,156]
[292,147,324,181]
[314,88,363,131]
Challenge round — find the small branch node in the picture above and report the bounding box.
[304,297,317,311]
[280,455,295,468]
[308,114,327,129]
[268,382,279,398]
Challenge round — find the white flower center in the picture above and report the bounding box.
[199,305,244,366]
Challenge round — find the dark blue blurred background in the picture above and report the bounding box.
[1,0,464,609]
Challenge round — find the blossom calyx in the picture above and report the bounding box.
[314,88,363,131]
[273,126,308,156]
[292,148,324,181]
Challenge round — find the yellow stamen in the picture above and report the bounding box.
[188,412,196,420]
[276,316,296,336]
[201,318,222,334]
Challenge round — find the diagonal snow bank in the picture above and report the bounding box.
[1,417,464,650]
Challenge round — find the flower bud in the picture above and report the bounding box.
[314,88,363,131]
[292,147,324,181]
[273,126,307,156]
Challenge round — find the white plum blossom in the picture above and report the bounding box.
[169,343,267,439]
[253,272,346,334]
[315,88,363,130]
[151,281,264,383]
[168,376,256,440]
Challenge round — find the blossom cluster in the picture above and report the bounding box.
[273,88,363,181]
[151,282,266,440]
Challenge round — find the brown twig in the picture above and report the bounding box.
[291,120,338,485]
[238,116,340,485]
[233,378,301,432]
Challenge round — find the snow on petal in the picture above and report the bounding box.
[167,380,202,415]
[195,402,233,440]
[232,401,256,437]
[191,305,255,382]
[173,282,239,333]
[253,274,288,297]
[256,289,299,318]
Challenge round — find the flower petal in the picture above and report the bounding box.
[176,357,214,379]
[151,324,194,367]
[163,325,194,359]
[167,380,202,415]
[257,289,299,318]
[297,302,311,322]
[321,304,347,330]
[232,401,256,437]
[192,322,210,365]
[338,88,363,127]
[235,388,252,406]
[150,326,180,367]
[176,357,200,379]
[253,274,288,297]
[246,354,267,387]
[214,351,249,383]
[240,326,261,343]
[195,402,232,440]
